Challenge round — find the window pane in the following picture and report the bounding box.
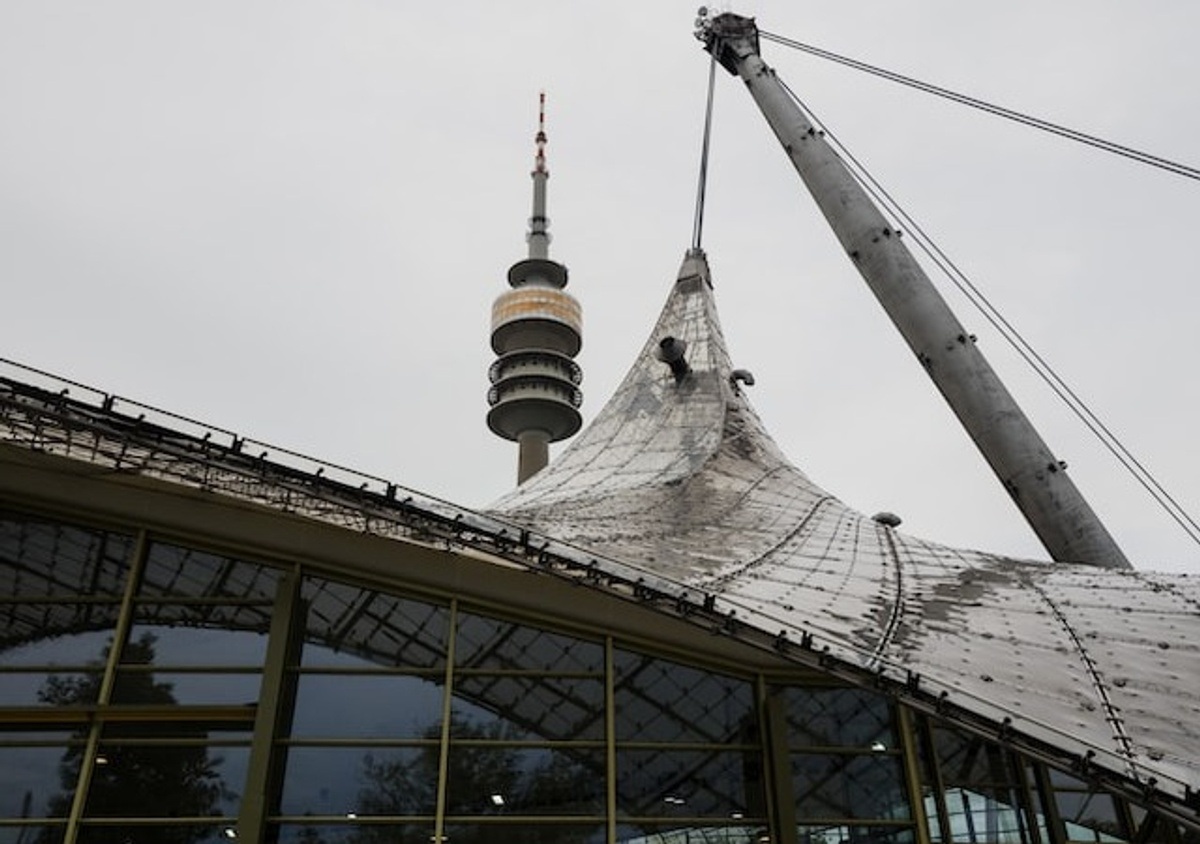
[445,747,606,816]
[451,675,604,742]
[614,652,755,744]
[923,723,1035,844]
[301,579,448,669]
[455,612,603,672]
[0,512,132,598]
[0,668,105,706]
[76,823,234,843]
[792,754,910,821]
[778,687,896,750]
[617,749,766,819]
[110,670,261,706]
[140,543,280,601]
[3,625,116,667]
[933,727,1018,787]
[0,734,80,818]
[0,825,66,844]
[1056,790,1126,842]
[278,747,439,817]
[942,787,1031,844]
[122,623,269,667]
[797,825,915,844]
[107,631,260,706]
[1127,806,1176,844]
[291,673,445,739]
[269,823,434,844]
[444,823,606,844]
[617,824,766,844]
[84,743,247,817]
[1,603,123,666]
[126,609,273,650]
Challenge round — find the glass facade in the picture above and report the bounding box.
[0,507,1195,844]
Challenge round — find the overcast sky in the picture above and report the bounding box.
[3,2,1198,573]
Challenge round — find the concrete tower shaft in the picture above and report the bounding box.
[488,94,583,485]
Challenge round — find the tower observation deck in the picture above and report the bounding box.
[487,94,583,484]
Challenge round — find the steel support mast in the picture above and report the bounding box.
[700,13,1129,569]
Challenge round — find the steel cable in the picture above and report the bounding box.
[760,30,1200,183]
[692,50,719,252]
[773,77,1200,548]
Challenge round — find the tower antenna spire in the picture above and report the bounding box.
[527,91,552,260]
[534,90,547,174]
[487,93,584,484]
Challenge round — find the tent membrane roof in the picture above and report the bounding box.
[1,252,1197,819]
[489,251,1200,802]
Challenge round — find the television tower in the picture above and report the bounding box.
[487,94,583,484]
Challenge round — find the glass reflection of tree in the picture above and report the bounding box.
[294,826,331,844]
[36,633,232,844]
[350,714,597,844]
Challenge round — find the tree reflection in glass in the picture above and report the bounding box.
[35,633,233,843]
[347,713,602,844]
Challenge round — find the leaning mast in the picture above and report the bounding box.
[699,13,1129,569]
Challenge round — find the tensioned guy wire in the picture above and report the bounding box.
[759,30,1200,184]
[691,49,718,252]
[772,75,1200,549]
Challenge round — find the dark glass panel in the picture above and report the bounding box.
[444,823,606,844]
[797,825,916,844]
[614,652,755,744]
[924,723,1035,843]
[444,747,605,816]
[104,625,261,706]
[451,675,604,742]
[941,787,1030,844]
[778,687,897,750]
[791,754,910,821]
[454,612,603,673]
[0,826,66,844]
[616,748,766,819]
[0,735,78,818]
[300,579,448,670]
[128,605,274,643]
[910,716,946,843]
[110,670,261,706]
[291,674,444,739]
[0,730,80,741]
[1049,768,1084,788]
[1056,790,1126,842]
[269,823,435,844]
[76,822,233,843]
[122,623,269,667]
[1,601,123,661]
[933,727,1019,788]
[0,669,104,706]
[1023,761,1053,844]
[617,824,766,843]
[4,627,113,708]
[926,803,944,844]
[140,543,280,601]
[279,747,438,817]
[4,628,115,669]
[0,511,133,598]
[83,743,247,817]
[1128,806,1177,844]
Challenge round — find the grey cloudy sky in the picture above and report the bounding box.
[3,2,1198,572]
